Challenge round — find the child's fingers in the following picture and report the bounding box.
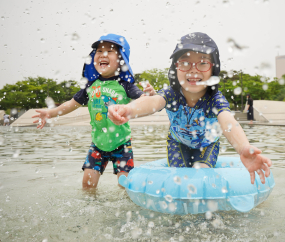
[261,163,270,177]
[256,169,265,184]
[33,119,39,124]
[262,156,272,167]
[32,114,40,118]
[254,147,262,154]
[250,172,255,184]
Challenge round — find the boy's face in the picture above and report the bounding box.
[176,51,212,94]
[94,42,120,78]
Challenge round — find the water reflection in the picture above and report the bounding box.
[0,124,284,241]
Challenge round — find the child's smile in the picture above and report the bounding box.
[94,42,120,78]
[176,51,212,93]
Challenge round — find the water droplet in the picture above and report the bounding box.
[187,184,197,194]
[249,148,254,154]
[184,175,188,179]
[11,108,17,115]
[44,97,55,110]
[193,163,201,169]
[79,77,88,89]
[234,87,242,95]
[40,38,45,43]
[278,78,284,85]
[262,84,268,90]
[71,33,80,42]
[13,149,20,158]
[85,55,92,64]
[156,189,160,194]
[121,64,128,72]
[168,203,176,212]
[221,187,228,193]
[227,38,248,55]
[164,194,173,202]
[178,43,183,49]
[221,146,226,153]
[148,221,154,228]
[212,218,222,228]
[126,211,132,221]
[173,176,181,185]
[207,200,218,212]
[205,211,212,219]
[178,235,184,241]
[148,180,153,185]
[69,147,72,152]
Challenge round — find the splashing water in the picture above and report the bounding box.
[233,87,242,95]
[173,176,181,185]
[164,194,173,202]
[45,97,55,109]
[79,77,88,89]
[227,38,248,55]
[196,76,220,86]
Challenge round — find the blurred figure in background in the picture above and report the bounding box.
[246,94,254,124]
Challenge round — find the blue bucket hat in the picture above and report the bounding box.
[82,34,134,83]
[168,32,220,94]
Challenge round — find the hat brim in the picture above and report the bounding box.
[91,40,123,49]
[170,43,215,59]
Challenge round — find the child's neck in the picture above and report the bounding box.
[182,88,207,107]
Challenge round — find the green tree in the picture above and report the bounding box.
[0,77,80,111]
[134,68,169,91]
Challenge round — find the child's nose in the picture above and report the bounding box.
[188,63,198,73]
[100,51,108,57]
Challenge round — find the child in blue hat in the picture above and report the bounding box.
[108,32,271,185]
[32,34,155,189]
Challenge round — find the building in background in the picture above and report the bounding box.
[276,55,285,79]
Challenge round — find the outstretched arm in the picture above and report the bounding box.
[218,111,271,184]
[32,98,81,129]
[108,95,166,125]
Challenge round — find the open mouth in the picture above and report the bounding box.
[187,78,202,84]
[99,61,109,68]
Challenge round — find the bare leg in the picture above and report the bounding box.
[82,169,100,189]
[249,120,253,124]
[193,162,210,168]
[117,172,128,188]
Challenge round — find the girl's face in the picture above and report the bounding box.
[94,42,120,78]
[176,51,212,94]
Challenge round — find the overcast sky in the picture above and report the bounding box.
[0,0,284,89]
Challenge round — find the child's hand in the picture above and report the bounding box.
[32,109,51,129]
[240,145,272,184]
[139,82,156,96]
[108,105,132,125]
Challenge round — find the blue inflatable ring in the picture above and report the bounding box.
[119,157,275,215]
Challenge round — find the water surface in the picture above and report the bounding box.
[0,124,285,241]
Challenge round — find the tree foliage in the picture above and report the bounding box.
[0,77,80,111]
[218,71,285,110]
[134,68,169,91]
[1,72,284,113]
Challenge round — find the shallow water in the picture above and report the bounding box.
[0,124,285,241]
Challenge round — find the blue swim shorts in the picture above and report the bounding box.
[167,133,219,168]
[82,139,134,175]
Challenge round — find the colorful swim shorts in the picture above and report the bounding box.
[167,133,219,168]
[82,139,134,175]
